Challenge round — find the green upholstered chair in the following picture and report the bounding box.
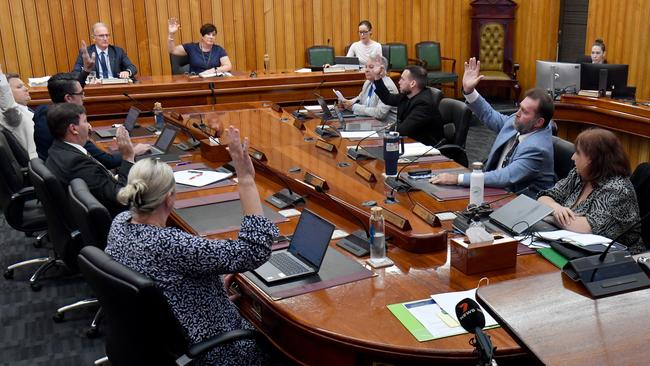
[384,43,424,72]
[306,46,335,68]
[416,41,458,98]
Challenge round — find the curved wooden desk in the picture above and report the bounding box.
[102,102,559,365]
[554,95,650,169]
[28,70,370,118]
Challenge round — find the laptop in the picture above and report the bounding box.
[333,56,361,70]
[488,195,554,235]
[254,209,335,284]
[95,107,141,138]
[316,95,356,121]
[135,124,179,161]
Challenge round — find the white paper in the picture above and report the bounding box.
[435,212,457,221]
[405,299,467,339]
[333,89,345,101]
[295,68,312,73]
[28,76,51,86]
[402,142,440,158]
[331,229,349,240]
[278,208,301,218]
[536,230,611,246]
[514,236,551,248]
[341,131,379,139]
[174,169,232,187]
[431,288,498,328]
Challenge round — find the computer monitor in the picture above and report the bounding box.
[535,61,581,98]
[580,63,628,92]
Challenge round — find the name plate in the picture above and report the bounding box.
[315,139,337,153]
[381,206,411,230]
[271,103,282,113]
[248,147,267,162]
[293,118,305,130]
[412,202,441,227]
[170,111,183,120]
[303,171,329,191]
[355,165,376,182]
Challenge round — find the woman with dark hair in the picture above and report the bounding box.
[167,18,233,75]
[590,38,607,64]
[105,126,278,365]
[537,128,643,252]
[346,20,382,65]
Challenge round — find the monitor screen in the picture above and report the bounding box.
[289,209,335,268]
[580,63,628,91]
[316,95,333,119]
[535,61,581,95]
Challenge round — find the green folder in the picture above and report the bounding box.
[537,247,569,268]
[387,300,435,342]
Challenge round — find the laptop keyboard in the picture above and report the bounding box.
[269,252,308,276]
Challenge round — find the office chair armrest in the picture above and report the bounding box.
[11,186,37,202]
[437,144,469,167]
[440,56,457,73]
[408,58,426,67]
[177,329,261,366]
[511,63,520,79]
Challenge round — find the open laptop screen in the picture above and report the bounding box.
[288,209,335,268]
[154,125,178,151]
[123,107,141,131]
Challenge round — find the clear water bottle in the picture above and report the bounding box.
[263,54,270,74]
[369,206,386,263]
[469,162,484,206]
[153,102,164,130]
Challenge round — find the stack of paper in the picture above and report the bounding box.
[402,142,440,157]
[536,230,612,246]
[173,169,233,187]
[28,76,50,87]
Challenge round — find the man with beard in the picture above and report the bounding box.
[430,57,554,196]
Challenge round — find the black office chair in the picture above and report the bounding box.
[439,98,472,147]
[631,162,650,245]
[552,136,576,182]
[27,158,82,291]
[52,178,112,335]
[170,54,190,75]
[78,246,264,366]
[1,133,49,280]
[428,86,443,106]
[0,126,30,167]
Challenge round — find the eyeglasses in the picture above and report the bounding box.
[93,34,110,39]
[69,91,85,97]
[358,31,370,35]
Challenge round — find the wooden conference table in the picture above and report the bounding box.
[28,70,372,118]
[96,101,559,365]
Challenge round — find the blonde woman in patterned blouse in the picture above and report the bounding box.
[105,126,279,366]
[537,128,643,253]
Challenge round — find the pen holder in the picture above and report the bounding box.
[200,139,231,163]
[450,235,518,275]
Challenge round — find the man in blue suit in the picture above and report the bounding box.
[73,23,137,79]
[430,57,554,196]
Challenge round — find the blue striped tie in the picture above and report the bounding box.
[99,52,109,79]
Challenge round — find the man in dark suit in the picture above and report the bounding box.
[73,22,137,79]
[371,64,444,146]
[45,103,134,217]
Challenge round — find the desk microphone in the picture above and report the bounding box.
[455,298,496,366]
[346,122,397,161]
[208,82,217,105]
[598,211,650,262]
[255,162,305,209]
[293,78,326,121]
[314,185,372,256]
[122,92,152,113]
[387,139,446,195]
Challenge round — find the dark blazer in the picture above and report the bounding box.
[46,139,132,217]
[33,104,122,168]
[373,79,444,146]
[73,44,137,77]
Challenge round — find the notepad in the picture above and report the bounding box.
[173,169,232,187]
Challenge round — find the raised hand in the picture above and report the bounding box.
[462,57,484,93]
[115,126,135,162]
[80,40,96,72]
[168,18,180,35]
[225,126,255,182]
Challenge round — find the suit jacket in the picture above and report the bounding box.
[46,139,132,217]
[462,93,555,196]
[33,104,122,168]
[373,79,444,146]
[73,44,137,77]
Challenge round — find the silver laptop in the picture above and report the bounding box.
[254,209,335,284]
[95,107,140,138]
[333,56,361,70]
[135,124,179,161]
[488,195,554,235]
[316,95,355,121]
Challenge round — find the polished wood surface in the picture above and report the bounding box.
[586,0,650,100]
[1,0,565,97]
[27,70,369,117]
[554,95,650,170]
[95,101,563,365]
[476,262,650,366]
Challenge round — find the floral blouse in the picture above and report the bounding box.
[537,167,643,253]
[105,212,279,366]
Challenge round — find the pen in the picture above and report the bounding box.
[176,162,190,167]
[188,171,203,180]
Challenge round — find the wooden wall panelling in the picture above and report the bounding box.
[22,0,44,77]
[0,0,19,73]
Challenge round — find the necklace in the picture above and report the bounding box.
[199,42,213,70]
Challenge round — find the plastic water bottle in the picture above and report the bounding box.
[369,207,387,264]
[153,102,164,130]
[469,162,484,206]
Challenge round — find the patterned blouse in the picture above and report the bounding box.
[105,212,279,366]
[537,167,643,253]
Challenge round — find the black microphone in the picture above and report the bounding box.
[314,185,372,256]
[255,162,305,209]
[172,120,202,151]
[293,78,327,121]
[455,298,496,366]
[387,139,447,195]
[122,92,152,113]
[208,82,217,105]
[599,211,650,262]
[346,122,397,161]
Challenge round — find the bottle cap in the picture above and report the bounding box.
[471,162,484,170]
[154,102,162,109]
[370,206,383,217]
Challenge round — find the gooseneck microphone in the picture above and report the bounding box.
[455,298,497,366]
[346,122,397,161]
[255,162,305,209]
[208,82,217,105]
[387,139,447,195]
[293,78,327,121]
[122,92,152,113]
[598,211,650,262]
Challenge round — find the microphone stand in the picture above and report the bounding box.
[347,122,397,161]
[293,78,327,121]
[386,139,447,197]
[255,161,305,209]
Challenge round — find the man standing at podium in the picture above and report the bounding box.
[73,22,137,79]
[430,57,554,196]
